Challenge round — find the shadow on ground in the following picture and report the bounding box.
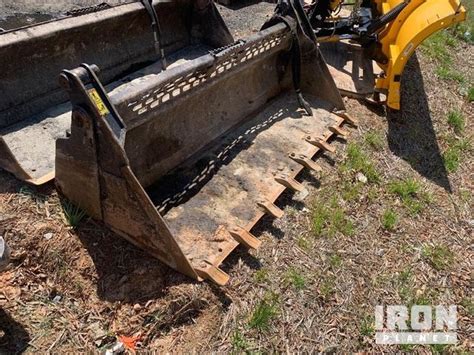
[386,54,452,192]
[0,308,30,354]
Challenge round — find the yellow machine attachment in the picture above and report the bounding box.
[374,0,466,109]
[309,0,467,109]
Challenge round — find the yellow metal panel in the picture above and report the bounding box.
[374,0,466,109]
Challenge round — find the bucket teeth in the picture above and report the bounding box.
[257,199,284,219]
[195,260,230,286]
[305,136,336,153]
[329,125,349,139]
[229,226,262,250]
[274,174,305,192]
[289,152,322,172]
[334,110,358,127]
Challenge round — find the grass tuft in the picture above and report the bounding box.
[468,86,474,102]
[460,298,474,316]
[422,31,455,62]
[329,253,342,268]
[447,110,465,134]
[319,276,335,300]
[341,181,362,202]
[443,138,471,173]
[422,244,454,271]
[284,268,306,290]
[436,66,465,83]
[253,268,269,283]
[381,209,397,231]
[231,330,249,352]
[389,178,420,200]
[388,178,428,215]
[297,236,312,251]
[360,316,375,337]
[343,143,380,183]
[61,200,87,228]
[364,131,384,151]
[248,293,279,331]
[312,199,354,238]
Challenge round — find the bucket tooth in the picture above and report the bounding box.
[289,152,322,172]
[334,110,359,127]
[305,136,336,153]
[257,200,284,219]
[329,125,349,139]
[195,261,230,286]
[274,174,305,192]
[229,226,262,250]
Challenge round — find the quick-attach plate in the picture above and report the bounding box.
[148,93,346,271]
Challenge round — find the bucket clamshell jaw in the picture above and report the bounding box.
[56,3,354,284]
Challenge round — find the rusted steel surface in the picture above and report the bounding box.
[56,17,350,284]
[0,0,232,184]
[157,94,348,275]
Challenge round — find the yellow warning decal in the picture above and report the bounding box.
[88,88,109,116]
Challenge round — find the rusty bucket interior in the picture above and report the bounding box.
[55,4,357,284]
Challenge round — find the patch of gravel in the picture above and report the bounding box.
[218,1,275,39]
[0,0,131,16]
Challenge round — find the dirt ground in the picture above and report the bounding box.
[1,1,473,354]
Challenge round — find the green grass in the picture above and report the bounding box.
[447,110,465,134]
[248,293,279,331]
[443,146,461,172]
[253,268,270,283]
[443,138,471,173]
[436,65,465,83]
[61,200,87,228]
[422,31,456,62]
[341,181,362,202]
[284,268,306,290]
[451,0,474,44]
[399,344,415,352]
[397,268,414,303]
[381,209,397,231]
[231,330,249,352]
[430,344,450,354]
[460,298,474,316]
[364,131,384,151]
[312,199,354,238]
[468,86,474,102]
[343,143,380,183]
[319,277,335,300]
[329,253,342,268]
[388,178,432,215]
[297,236,312,251]
[422,244,454,271]
[389,178,420,200]
[359,316,375,337]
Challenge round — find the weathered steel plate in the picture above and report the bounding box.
[149,93,346,270]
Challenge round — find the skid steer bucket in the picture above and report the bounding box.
[55,8,355,284]
[0,0,232,184]
[316,0,466,109]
